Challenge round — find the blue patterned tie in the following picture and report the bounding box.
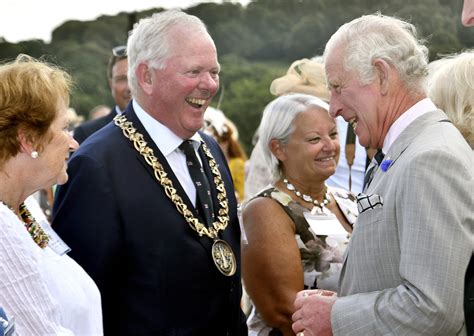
[363,149,384,191]
[179,140,215,226]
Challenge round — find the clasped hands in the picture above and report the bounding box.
[291,289,337,336]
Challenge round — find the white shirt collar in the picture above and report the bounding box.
[382,98,437,154]
[132,100,202,156]
[115,106,123,115]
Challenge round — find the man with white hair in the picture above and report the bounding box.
[53,9,246,335]
[292,13,473,336]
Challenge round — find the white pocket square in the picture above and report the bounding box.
[357,193,383,214]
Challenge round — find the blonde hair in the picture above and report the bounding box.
[0,54,72,167]
[428,51,474,148]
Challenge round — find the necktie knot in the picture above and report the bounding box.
[363,149,385,191]
[179,140,196,155]
[374,149,385,165]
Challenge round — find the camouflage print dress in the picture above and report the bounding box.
[246,185,358,335]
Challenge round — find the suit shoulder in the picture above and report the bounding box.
[73,113,114,141]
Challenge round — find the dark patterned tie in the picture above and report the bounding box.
[363,149,384,191]
[345,122,356,191]
[179,140,214,226]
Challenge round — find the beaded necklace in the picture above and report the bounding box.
[283,178,331,214]
[1,201,49,248]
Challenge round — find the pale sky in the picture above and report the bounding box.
[1,0,250,43]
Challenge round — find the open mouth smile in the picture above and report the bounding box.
[186,97,206,108]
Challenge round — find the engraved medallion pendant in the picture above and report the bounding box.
[212,239,236,276]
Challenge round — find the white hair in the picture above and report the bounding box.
[324,13,429,95]
[258,93,330,181]
[127,9,210,95]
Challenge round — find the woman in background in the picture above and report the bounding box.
[0,55,102,335]
[204,106,247,203]
[428,50,474,335]
[428,51,474,148]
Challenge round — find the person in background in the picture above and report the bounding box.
[427,50,474,336]
[428,51,474,148]
[0,55,102,335]
[89,104,111,120]
[73,45,131,144]
[292,14,473,336]
[53,10,246,335]
[66,107,84,131]
[243,93,358,335]
[462,0,474,26]
[244,58,367,202]
[204,106,247,203]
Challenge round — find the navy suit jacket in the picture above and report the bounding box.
[73,110,116,144]
[53,103,247,335]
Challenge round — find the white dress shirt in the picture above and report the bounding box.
[133,100,202,206]
[382,98,435,154]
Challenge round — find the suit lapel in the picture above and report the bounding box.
[369,110,448,191]
[119,107,208,221]
[344,110,449,268]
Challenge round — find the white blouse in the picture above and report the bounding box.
[0,197,103,335]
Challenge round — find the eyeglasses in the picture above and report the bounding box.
[112,45,127,57]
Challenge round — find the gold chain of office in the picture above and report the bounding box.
[114,114,230,240]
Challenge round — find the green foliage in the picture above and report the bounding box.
[217,55,287,153]
[0,0,471,148]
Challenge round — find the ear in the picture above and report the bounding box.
[17,130,35,155]
[373,58,391,96]
[136,62,154,95]
[270,139,287,162]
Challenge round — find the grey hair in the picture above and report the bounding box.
[127,9,210,95]
[258,93,330,181]
[323,13,429,94]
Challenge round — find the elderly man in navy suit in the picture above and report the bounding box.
[53,9,246,335]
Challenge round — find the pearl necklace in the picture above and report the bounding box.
[283,179,330,213]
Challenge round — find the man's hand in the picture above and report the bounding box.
[291,289,337,336]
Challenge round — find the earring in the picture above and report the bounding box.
[31,151,39,159]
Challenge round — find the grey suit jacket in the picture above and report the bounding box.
[332,110,474,335]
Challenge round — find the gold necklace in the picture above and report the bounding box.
[114,114,236,276]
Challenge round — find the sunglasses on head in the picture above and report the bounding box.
[112,45,127,57]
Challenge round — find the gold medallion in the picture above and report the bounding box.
[212,239,236,276]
